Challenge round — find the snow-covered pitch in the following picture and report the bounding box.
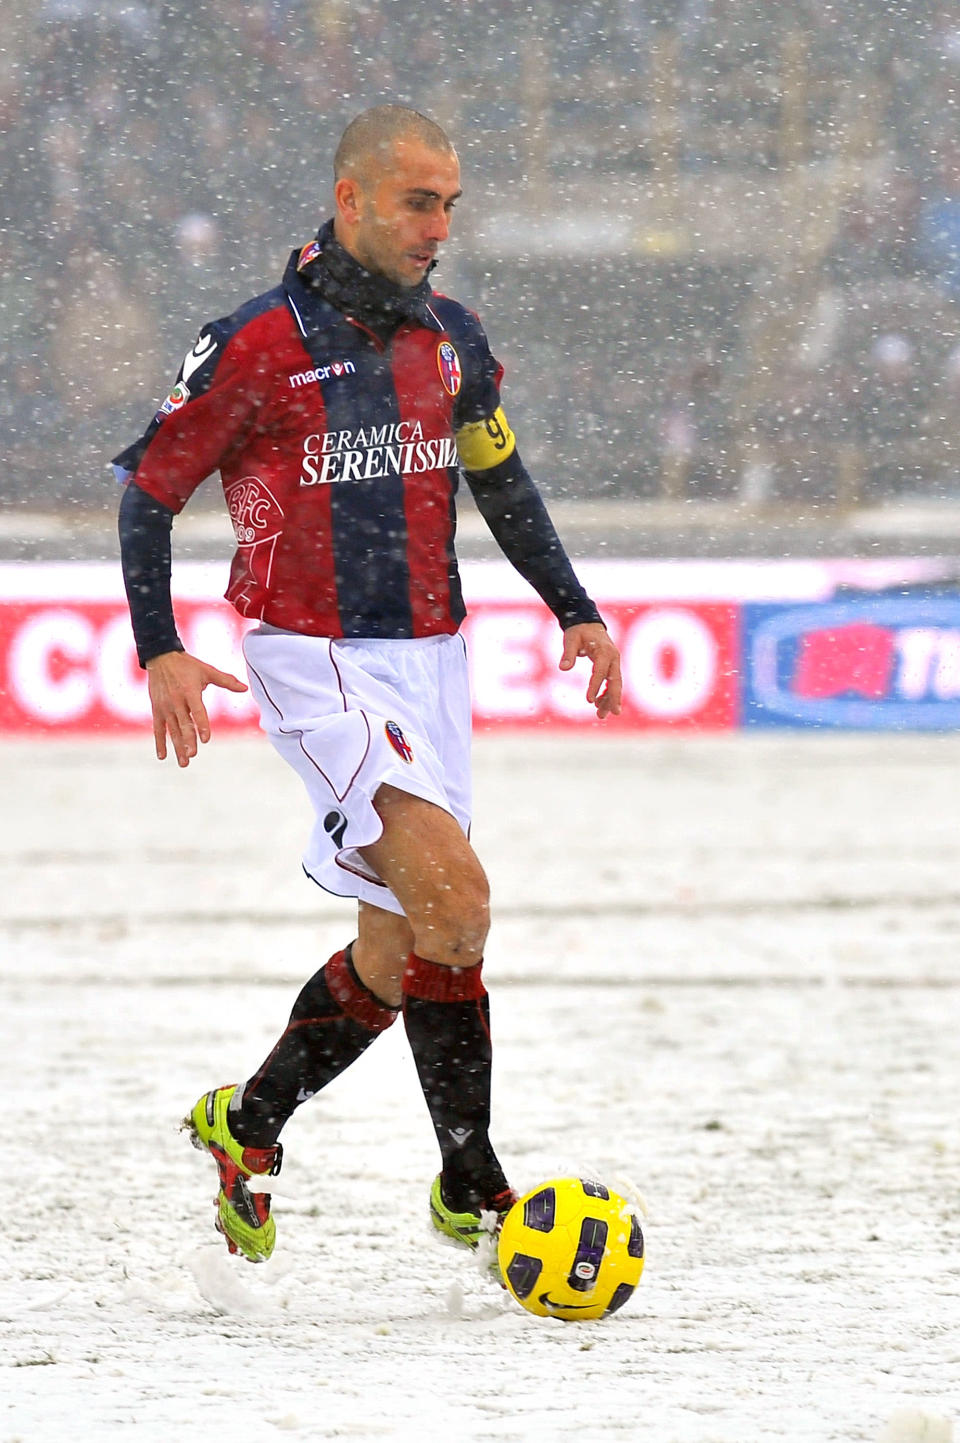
[2,732,957,1443]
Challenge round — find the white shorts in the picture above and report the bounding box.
[242,626,472,915]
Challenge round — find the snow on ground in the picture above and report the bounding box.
[2,731,959,1443]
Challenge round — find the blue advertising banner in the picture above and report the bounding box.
[742,593,960,730]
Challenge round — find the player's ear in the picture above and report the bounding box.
[334,175,364,228]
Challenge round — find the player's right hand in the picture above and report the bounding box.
[144,650,248,767]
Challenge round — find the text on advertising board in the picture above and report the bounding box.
[0,597,737,733]
[743,594,960,729]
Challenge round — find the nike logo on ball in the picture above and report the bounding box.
[538,1293,593,1312]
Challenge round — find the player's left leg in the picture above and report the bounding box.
[359,786,515,1234]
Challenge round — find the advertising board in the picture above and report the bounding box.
[742,593,960,730]
[3,561,958,734]
[0,564,739,734]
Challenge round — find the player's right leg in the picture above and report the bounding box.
[185,931,400,1261]
[184,1084,282,1262]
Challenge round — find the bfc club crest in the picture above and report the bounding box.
[437,341,462,396]
[385,720,414,762]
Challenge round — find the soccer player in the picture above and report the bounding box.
[115,105,621,1266]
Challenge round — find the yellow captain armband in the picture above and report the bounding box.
[455,407,517,471]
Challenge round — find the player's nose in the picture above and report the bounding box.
[425,207,450,244]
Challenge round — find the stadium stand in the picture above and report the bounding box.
[2,0,958,519]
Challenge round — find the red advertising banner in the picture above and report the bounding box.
[0,564,739,733]
[461,601,738,729]
[0,597,258,733]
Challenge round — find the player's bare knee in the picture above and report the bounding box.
[414,873,490,967]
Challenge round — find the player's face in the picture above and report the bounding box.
[338,138,462,288]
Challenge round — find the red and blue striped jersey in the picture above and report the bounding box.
[115,237,601,643]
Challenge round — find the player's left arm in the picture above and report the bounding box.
[559,622,622,719]
[456,410,621,719]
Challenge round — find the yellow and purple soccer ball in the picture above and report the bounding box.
[497,1177,645,1321]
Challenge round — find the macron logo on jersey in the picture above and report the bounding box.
[300,419,458,486]
[289,360,357,388]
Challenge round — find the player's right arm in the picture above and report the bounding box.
[144,648,247,768]
[115,320,258,766]
[118,480,246,767]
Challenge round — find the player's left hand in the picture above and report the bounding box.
[559,623,622,719]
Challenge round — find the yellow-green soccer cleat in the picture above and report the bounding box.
[183,1085,282,1263]
[429,1174,517,1280]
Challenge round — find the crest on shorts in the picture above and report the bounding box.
[437,341,462,397]
[385,720,414,763]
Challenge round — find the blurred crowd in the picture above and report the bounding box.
[3,0,960,509]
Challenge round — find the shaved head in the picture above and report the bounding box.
[332,106,461,287]
[334,105,455,185]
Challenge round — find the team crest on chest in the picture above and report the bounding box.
[385,720,414,763]
[224,475,284,545]
[437,341,462,397]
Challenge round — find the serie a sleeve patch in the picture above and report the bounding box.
[455,407,517,471]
